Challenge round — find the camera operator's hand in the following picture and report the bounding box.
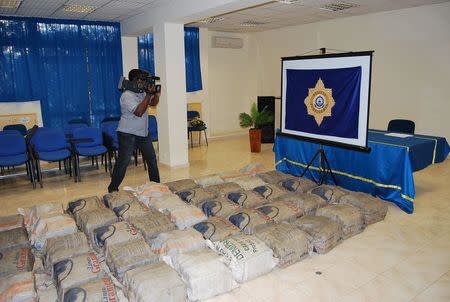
[147,84,160,107]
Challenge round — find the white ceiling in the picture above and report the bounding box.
[0,0,448,32]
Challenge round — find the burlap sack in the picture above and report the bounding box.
[128,211,176,243]
[205,182,243,196]
[165,179,198,193]
[45,232,90,273]
[78,208,118,242]
[279,177,317,193]
[94,221,143,252]
[0,272,35,302]
[194,174,225,187]
[107,239,158,281]
[208,235,278,283]
[293,215,343,254]
[253,184,289,201]
[228,208,273,235]
[274,192,327,215]
[124,262,186,302]
[67,196,105,224]
[255,200,304,223]
[0,227,29,251]
[144,192,183,209]
[35,272,58,302]
[218,170,248,182]
[150,228,206,256]
[315,204,365,239]
[55,253,105,299]
[19,202,63,234]
[62,278,119,302]
[255,223,311,268]
[29,214,78,251]
[232,175,267,190]
[201,197,241,218]
[126,182,171,205]
[0,215,24,232]
[338,192,388,225]
[193,216,240,241]
[0,247,33,277]
[309,185,349,203]
[164,249,238,301]
[239,163,266,175]
[113,201,150,220]
[257,170,293,184]
[227,190,267,208]
[103,191,138,209]
[176,187,217,207]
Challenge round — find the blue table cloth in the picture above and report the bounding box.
[274,130,449,214]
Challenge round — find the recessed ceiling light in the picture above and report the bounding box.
[277,0,299,4]
[0,0,21,9]
[198,17,225,24]
[240,20,267,27]
[63,4,96,13]
[320,2,359,12]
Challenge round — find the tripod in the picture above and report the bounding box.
[301,144,337,185]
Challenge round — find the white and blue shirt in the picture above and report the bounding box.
[117,90,148,137]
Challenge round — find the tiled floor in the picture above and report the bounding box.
[1,135,449,302]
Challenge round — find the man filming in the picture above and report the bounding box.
[108,69,160,193]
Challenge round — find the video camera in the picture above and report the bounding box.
[118,70,161,94]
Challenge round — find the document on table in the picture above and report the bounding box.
[384,133,413,138]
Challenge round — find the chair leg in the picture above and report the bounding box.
[104,154,107,173]
[68,157,72,177]
[95,156,99,169]
[91,157,94,166]
[77,155,81,182]
[29,160,36,189]
[204,130,208,146]
[58,160,61,170]
[36,160,43,188]
[73,155,78,183]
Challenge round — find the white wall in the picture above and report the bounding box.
[253,2,450,139]
[121,36,138,77]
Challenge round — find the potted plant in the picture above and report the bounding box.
[239,102,274,153]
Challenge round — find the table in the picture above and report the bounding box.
[274,130,449,214]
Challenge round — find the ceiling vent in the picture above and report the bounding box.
[63,5,96,13]
[212,36,243,49]
[240,20,267,27]
[0,0,21,9]
[320,1,359,12]
[277,0,299,4]
[198,16,225,24]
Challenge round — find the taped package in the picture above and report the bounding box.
[193,216,240,241]
[150,228,206,256]
[128,211,176,243]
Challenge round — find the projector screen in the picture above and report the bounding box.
[280,51,373,151]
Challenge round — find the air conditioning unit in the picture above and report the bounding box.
[211,36,243,49]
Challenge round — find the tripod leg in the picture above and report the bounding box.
[300,150,321,184]
[321,150,338,186]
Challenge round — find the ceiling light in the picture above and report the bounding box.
[240,20,267,27]
[198,17,225,24]
[0,0,21,8]
[277,0,299,4]
[63,4,96,13]
[320,2,359,12]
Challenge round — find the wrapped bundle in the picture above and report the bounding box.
[45,232,90,273]
[0,272,35,302]
[29,214,78,251]
[113,201,150,220]
[93,221,144,252]
[103,190,138,209]
[253,184,289,201]
[176,187,217,207]
[150,228,206,256]
[338,192,388,225]
[128,211,176,243]
[274,192,327,215]
[315,204,365,239]
[193,174,225,187]
[205,182,243,197]
[67,196,105,224]
[62,278,119,302]
[279,177,317,193]
[255,200,304,223]
[19,202,63,234]
[309,185,349,203]
[126,182,171,205]
[231,176,267,190]
[0,215,24,232]
[77,208,118,242]
[165,179,198,193]
[227,190,267,208]
[239,163,266,175]
[256,170,294,184]
[200,197,240,218]
[193,216,240,241]
[0,228,29,252]
[228,208,273,235]
[0,247,33,277]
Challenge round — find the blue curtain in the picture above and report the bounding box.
[137,27,202,92]
[0,17,122,128]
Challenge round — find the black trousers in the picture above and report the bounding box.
[108,131,160,192]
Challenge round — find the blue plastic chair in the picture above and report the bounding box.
[149,115,158,142]
[100,121,119,174]
[0,132,36,188]
[3,124,27,136]
[187,111,200,121]
[72,127,108,182]
[29,127,72,188]
[388,119,415,134]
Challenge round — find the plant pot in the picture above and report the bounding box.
[249,128,262,153]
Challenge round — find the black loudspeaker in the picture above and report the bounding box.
[257,96,275,143]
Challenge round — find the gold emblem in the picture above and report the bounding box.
[304,78,335,126]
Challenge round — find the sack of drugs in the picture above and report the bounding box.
[231,176,267,190]
[113,201,150,220]
[29,215,78,251]
[207,235,278,283]
[164,249,237,301]
[94,221,143,252]
[54,253,105,299]
[103,191,138,209]
[338,192,388,225]
[151,228,206,256]
[228,209,273,235]
[107,239,158,281]
[165,179,198,193]
[0,247,33,278]
[19,202,63,234]
[309,185,349,203]
[218,170,248,182]
[293,215,343,254]
[315,204,365,239]
[67,196,105,224]
[128,211,176,243]
[239,163,266,175]
[44,232,90,273]
[0,215,24,232]
[144,192,182,209]
[274,192,327,215]
[256,170,294,184]
[35,272,58,302]
[201,197,241,218]
[194,174,225,187]
[255,223,311,268]
[193,216,240,241]
[62,278,119,302]
[279,177,317,193]
[125,182,171,205]
[78,208,118,242]
[123,262,186,302]
[0,227,29,252]
[254,200,304,223]
[227,190,267,208]
[205,182,243,197]
[176,188,217,207]
[253,184,289,201]
[0,272,35,302]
